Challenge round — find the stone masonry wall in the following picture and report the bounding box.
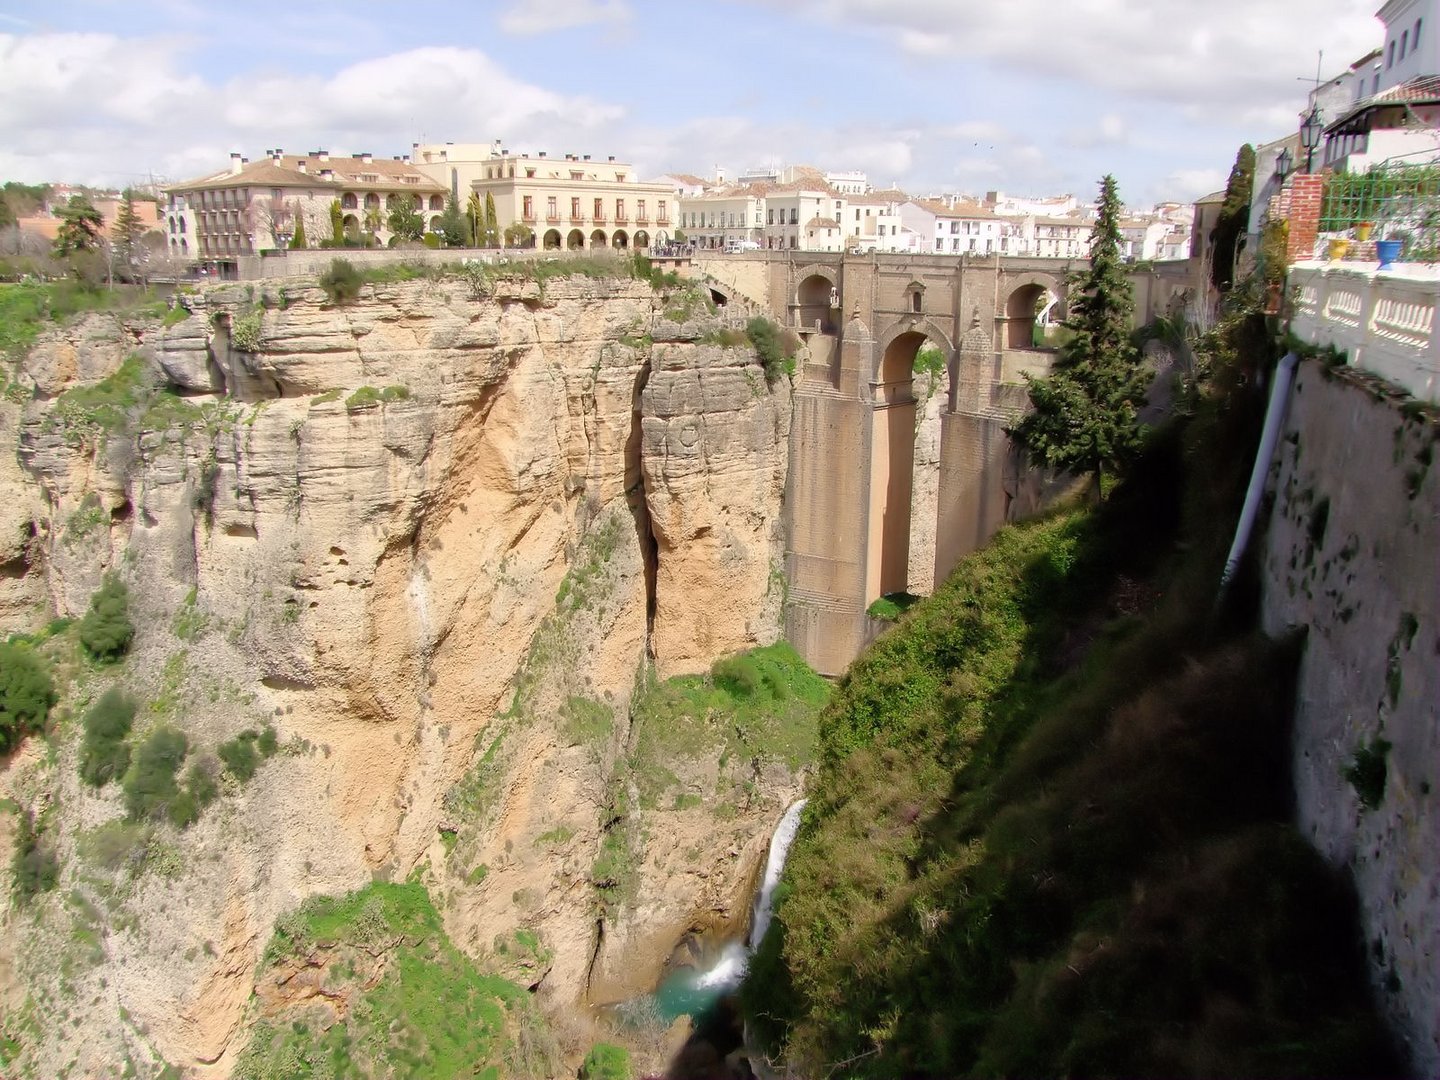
[1259,360,1439,1076]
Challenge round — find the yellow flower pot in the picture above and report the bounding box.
[1328,238,1351,261]
[1356,223,1374,242]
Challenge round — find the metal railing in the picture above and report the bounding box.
[1321,159,1440,259]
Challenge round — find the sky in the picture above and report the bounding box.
[0,0,1387,206]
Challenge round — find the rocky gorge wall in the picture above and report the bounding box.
[1259,360,1439,1077]
[0,270,801,1077]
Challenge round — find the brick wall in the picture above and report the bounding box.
[1268,173,1324,261]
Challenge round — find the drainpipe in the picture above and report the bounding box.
[1218,351,1299,595]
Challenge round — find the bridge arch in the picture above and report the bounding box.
[794,264,839,333]
[874,317,956,387]
[1000,271,1065,350]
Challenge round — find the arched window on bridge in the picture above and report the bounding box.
[907,282,925,313]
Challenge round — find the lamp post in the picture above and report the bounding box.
[1299,106,1324,173]
[1274,146,1294,183]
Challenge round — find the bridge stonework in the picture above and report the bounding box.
[690,251,1194,674]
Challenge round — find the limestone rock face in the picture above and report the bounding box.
[0,273,799,1077]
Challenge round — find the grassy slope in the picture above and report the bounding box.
[744,312,1400,1078]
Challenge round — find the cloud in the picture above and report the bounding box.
[497,0,632,35]
[1161,167,1228,201]
[0,34,622,186]
[747,0,1378,121]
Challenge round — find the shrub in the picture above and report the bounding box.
[230,309,262,352]
[1343,736,1391,811]
[746,315,793,384]
[122,725,188,820]
[169,759,219,829]
[10,810,58,903]
[218,732,260,781]
[580,1042,631,1080]
[319,258,363,304]
[79,573,135,662]
[0,641,56,753]
[78,686,136,787]
[345,384,409,411]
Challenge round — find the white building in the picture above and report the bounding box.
[680,187,765,249]
[825,170,869,195]
[1032,216,1093,259]
[900,198,1013,256]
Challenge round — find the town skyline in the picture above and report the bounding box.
[0,0,1386,202]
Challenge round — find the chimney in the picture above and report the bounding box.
[538,151,546,158]
[583,154,591,161]
[229,152,243,175]
[608,155,615,162]
[320,168,334,181]
[317,149,330,162]
[362,152,372,164]
[297,160,307,173]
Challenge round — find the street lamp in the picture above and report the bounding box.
[1274,146,1294,182]
[1299,106,1324,173]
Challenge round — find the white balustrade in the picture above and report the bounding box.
[1288,262,1440,403]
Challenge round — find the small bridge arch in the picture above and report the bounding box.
[793,263,839,333]
[1000,270,1065,350]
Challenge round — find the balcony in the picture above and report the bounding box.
[635,214,649,225]
[592,213,607,224]
[614,213,629,225]
[522,212,537,223]
[1290,262,1440,402]
[545,213,561,224]
[657,216,671,226]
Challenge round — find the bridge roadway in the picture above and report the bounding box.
[672,250,1196,674]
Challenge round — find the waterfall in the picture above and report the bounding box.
[691,799,807,991]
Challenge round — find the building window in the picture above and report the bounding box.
[790,209,798,224]
[658,199,667,220]
[767,208,774,224]
[616,199,625,220]
[572,197,581,219]
[546,196,557,219]
[594,197,604,219]
[1416,18,1423,44]
[523,195,534,220]
[1388,40,1395,67]
[1402,30,1409,58]
[855,209,861,221]
[637,199,645,220]
[525,168,536,178]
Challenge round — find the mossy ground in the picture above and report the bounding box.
[743,304,1401,1078]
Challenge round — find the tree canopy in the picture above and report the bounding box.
[386,195,424,243]
[437,193,468,247]
[54,195,104,256]
[1009,174,1148,490]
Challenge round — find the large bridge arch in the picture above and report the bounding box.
[793,263,840,333]
[873,317,956,388]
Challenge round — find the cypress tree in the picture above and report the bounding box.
[466,193,483,246]
[1010,174,1148,495]
[290,213,307,249]
[329,199,344,245]
[1211,144,1256,292]
[484,192,498,247]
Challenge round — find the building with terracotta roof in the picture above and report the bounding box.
[165,149,446,266]
[899,197,1026,256]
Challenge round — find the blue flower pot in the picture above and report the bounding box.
[1376,239,1402,269]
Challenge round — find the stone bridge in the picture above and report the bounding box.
[688,250,1195,674]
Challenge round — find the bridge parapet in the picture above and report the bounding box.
[1290,261,1440,402]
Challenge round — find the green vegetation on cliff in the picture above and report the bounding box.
[238,881,556,1080]
[744,298,1399,1078]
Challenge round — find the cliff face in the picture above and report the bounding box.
[0,273,799,1076]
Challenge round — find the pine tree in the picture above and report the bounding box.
[329,199,344,245]
[1009,175,1148,495]
[112,192,144,272]
[53,195,104,256]
[290,212,307,249]
[386,195,423,243]
[484,192,499,247]
[1211,144,1256,292]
